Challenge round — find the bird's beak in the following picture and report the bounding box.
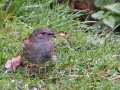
[50,32,56,38]
[52,33,56,38]
[53,34,56,38]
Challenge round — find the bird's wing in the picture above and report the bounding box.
[22,38,32,50]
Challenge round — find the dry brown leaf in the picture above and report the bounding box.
[111,75,120,81]
[59,32,68,37]
[69,0,91,12]
[5,55,21,71]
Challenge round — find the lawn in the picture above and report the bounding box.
[0,0,120,90]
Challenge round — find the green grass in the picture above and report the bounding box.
[1,0,120,90]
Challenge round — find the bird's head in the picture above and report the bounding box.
[30,28,55,41]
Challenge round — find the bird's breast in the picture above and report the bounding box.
[23,41,53,64]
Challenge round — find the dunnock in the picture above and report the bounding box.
[22,28,55,73]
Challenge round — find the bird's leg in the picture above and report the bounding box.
[25,63,38,76]
[26,63,34,75]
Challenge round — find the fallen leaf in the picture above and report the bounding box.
[69,0,91,12]
[111,75,120,81]
[59,32,68,37]
[5,55,21,71]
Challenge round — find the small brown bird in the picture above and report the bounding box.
[22,28,55,72]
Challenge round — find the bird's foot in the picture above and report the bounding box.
[25,63,37,77]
